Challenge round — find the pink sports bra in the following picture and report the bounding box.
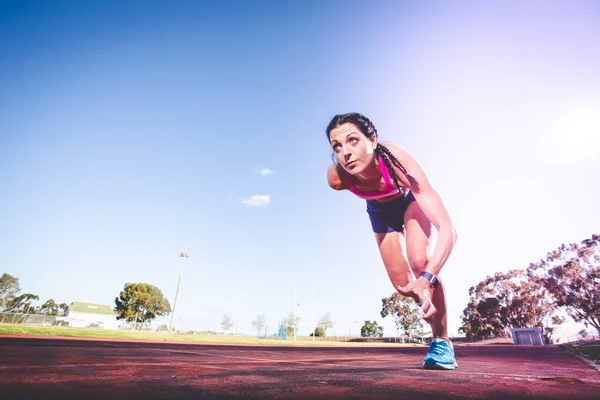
[343,155,402,200]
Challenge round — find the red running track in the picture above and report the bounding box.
[1,335,599,399]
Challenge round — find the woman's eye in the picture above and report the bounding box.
[333,144,341,152]
[349,137,358,144]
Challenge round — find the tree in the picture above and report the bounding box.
[114,283,171,330]
[221,313,234,332]
[4,293,39,313]
[361,320,384,338]
[315,313,334,337]
[459,268,561,338]
[528,234,600,332]
[380,292,423,340]
[251,314,267,337]
[282,312,301,338]
[38,299,60,316]
[58,303,68,316]
[0,273,20,311]
[156,324,169,332]
[311,327,326,337]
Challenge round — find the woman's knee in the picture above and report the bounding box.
[408,253,428,273]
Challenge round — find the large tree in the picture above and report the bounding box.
[251,314,267,337]
[361,320,384,338]
[381,292,423,339]
[528,234,600,332]
[38,299,61,316]
[114,283,171,329]
[221,313,234,332]
[0,273,21,311]
[282,312,301,338]
[459,268,561,338]
[4,293,39,314]
[316,313,334,337]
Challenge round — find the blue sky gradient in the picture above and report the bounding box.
[2,0,599,338]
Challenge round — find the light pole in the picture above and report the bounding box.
[168,251,190,333]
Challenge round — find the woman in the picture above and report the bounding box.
[326,112,458,370]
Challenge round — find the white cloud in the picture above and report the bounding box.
[256,167,275,176]
[242,195,271,207]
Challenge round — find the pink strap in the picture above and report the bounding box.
[378,155,394,187]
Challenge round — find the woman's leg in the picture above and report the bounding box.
[375,230,420,303]
[403,200,449,339]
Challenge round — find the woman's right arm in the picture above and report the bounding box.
[327,163,348,190]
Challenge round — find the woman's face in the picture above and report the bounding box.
[329,122,377,175]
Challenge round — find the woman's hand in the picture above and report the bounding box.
[397,277,437,321]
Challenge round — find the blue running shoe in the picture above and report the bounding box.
[423,338,458,370]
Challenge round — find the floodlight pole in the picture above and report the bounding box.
[168,251,190,334]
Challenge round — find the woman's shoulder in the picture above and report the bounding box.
[327,163,348,191]
[380,141,409,155]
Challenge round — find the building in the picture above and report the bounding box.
[511,327,544,345]
[65,302,118,329]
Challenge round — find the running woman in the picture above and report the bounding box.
[326,112,458,370]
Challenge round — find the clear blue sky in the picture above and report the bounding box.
[2,0,599,337]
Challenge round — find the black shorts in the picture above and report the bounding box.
[366,191,416,233]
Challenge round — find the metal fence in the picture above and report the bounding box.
[564,329,600,345]
[0,312,64,326]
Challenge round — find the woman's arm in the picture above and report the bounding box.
[384,142,458,277]
[327,163,348,191]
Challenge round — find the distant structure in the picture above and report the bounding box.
[511,327,544,345]
[65,302,118,329]
[279,324,287,340]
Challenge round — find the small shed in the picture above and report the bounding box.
[65,302,118,329]
[511,327,544,345]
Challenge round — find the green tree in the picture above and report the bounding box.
[114,283,171,330]
[316,313,334,336]
[0,273,21,311]
[4,293,39,313]
[251,314,267,337]
[282,312,301,338]
[361,320,384,338]
[38,299,60,316]
[221,313,234,332]
[380,292,423,340]
[58,303,68,316]
[528,234,600,332]
[459,268,561,338]
[311,327,326,337]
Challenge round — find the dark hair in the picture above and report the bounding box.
[326,112,419,191]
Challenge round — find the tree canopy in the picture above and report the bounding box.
[114,282,171,329]
[3,293,39,314]
[528,233,600,332]
[459,267,561,338]
[37,299,68,316]
[380,292,423,338]
[361,320,384,338]
[221,313,234,332]
[252,314,267,336]
[316,313,334,336]
[0,273,21,311]
[282,312,301,337]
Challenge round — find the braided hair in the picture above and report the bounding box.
[326,113,420,192]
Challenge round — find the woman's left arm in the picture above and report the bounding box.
[385,142,458,277]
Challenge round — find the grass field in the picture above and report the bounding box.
[0,324,424,347]
[565,344,600,365]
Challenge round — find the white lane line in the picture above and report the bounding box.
[148,348,389,368]
[0,362,228,370]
